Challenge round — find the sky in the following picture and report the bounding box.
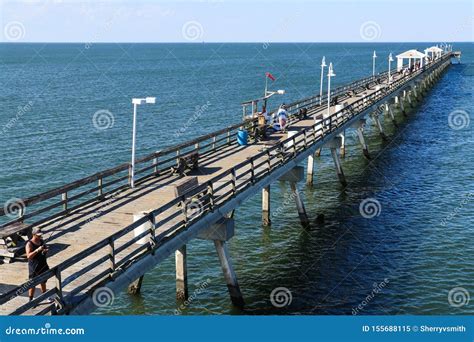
[0,0,473,43]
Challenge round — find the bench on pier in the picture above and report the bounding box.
[171,151,199,176]
[173,176,209,218]
[0,222,30,263]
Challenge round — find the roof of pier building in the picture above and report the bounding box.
[396,49,427,59]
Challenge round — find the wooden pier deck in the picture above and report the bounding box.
[0,52,455,315]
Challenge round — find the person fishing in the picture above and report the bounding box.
[276,103,288,132]
[25,227,50,302]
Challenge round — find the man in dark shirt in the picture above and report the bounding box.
[25,227,50,301]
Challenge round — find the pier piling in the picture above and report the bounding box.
[175,245,189,301]
[306,155,315,185]
[214,240,244,308]
[262,186,271,226]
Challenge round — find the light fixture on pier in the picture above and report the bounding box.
[130,96,156,189]
[319,56,327,105]
[388,53,394,84]
[372,50,377,77]
[326,62,336,119]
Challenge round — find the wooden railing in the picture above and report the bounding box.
[0,53,452,315]
[0,65,399,230]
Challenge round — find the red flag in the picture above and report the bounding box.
[265,72,276,81]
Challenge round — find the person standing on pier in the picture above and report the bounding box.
[25,228,50,302]
[276,104,288,132]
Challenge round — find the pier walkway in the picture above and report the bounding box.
[0,51,456,315]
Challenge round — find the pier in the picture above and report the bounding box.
[0,49,459,315]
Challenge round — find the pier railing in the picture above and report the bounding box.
[0,53,452,315]
[0,68,396,230]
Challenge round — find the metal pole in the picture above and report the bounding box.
[372,56,375,76]
[319,63,324,105]
[327,69,331,118]
[131,103,138,188]
[264,76,268,97]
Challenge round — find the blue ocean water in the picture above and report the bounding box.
[0,42,472,315]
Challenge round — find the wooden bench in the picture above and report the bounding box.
[0,222,30,263]
[173,176,209,220]
[171,152,199,176]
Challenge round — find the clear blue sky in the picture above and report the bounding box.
[1,0,472,43]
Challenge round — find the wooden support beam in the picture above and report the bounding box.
[372,113,388,141]
[339,132,346,158]
[289,182,310,228]
[324,137,347,186]
[175,245,188,301]
[353,120,370,159]
[128,275,144,295]
[306,155,315,186]
[262,186,271,226]
[330,147,347,186]
[385,103,398,127]
[214,240,244,308]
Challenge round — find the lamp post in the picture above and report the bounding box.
[319,56,327,105]
[130,97,156,188]
[326,62,336,119]
[372,50,377,77]
[388,53,394,84]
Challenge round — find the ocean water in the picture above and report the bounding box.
[0,42,472,315]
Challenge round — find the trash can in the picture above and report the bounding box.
[237,129,249,146]
[285,129,298,149]
[133,211,151,245]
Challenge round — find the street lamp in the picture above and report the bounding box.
[130,96,156,188]
[372,50,377,77]
[319,56,327,105]
[326,62,336,119]
[388,53,394,84]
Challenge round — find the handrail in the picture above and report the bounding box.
[0,60,406,229]
[0,53,452,315]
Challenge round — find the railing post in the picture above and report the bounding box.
[149,213,157,251]
[227,130,231,145]
[98,177,103,197]
[62,192,68,212]
[153,156,159,175]
[108,238,115,274]
[266,149,271,172]
[128,163,133,186]
[231,169,236,195]
[55,267,63,302]
[207,182,214,211]
[249,157,255,183]
[212,136,216,150]
[176,149,181,164]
